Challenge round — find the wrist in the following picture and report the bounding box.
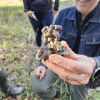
[24,9,30,13]
[89,57,96,69]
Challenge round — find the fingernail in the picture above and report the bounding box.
[49,56,55,61]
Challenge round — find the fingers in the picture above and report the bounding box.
[61,41,80,60]
[48,54,80,72]
[42,59,90,85]
[59,75,82,85]
[43,54,91,74]
[53,11,54,15]
[65,80,82,85]
[34,66,46,80]
[26,11,34,14]
[26,11,36,19]
[44,41,93,74]
[59,71,90,85]
[34,68,41,77]
[53,10,56,15]
[53,10,58,15]
[65,78,90,85]
[39,70,46,80]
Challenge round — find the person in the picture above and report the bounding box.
[23,0,59,60]
[0,64,24,98]
[32,0,100,100]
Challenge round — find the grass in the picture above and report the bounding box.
[0,0,100,100]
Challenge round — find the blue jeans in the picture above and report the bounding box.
[28,11,54,47]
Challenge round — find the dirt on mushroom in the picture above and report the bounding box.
[38,25,70,61]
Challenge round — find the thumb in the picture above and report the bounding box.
[61,41,80,60]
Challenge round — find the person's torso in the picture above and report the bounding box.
[29,0,52,12]
[55,6,100,57]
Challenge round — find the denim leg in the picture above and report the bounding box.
[28,11,54,47]
[42,11,54,27]
[28,16,42,47]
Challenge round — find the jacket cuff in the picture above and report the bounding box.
[37,59,47,68]
[54,0,59,11]
[54,8,58,11]
[93,57,100,68]
[24,9,30,13]
[92,57,100,81]
[83,57,100,89]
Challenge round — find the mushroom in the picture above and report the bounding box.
[41,25,62,50]
[38,25,70,61]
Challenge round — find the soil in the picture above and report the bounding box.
[38,25,70,61]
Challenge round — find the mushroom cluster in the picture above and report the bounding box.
[38,25,70,61]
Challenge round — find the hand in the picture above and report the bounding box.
[34,66,46,80]
[53,10,58,15]
[26,11,36,19]
[42,41,96,85]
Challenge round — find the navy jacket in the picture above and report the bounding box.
[23,0,59,13]
[38,3,100,89]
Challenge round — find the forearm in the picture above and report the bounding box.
[54,0,59,11]
[23,0,30,11]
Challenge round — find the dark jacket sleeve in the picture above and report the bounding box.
[83,57,100,89]
[54,0,59,11]
[23,0,30,11]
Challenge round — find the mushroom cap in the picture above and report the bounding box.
[42,26,53,37]
[52,30,60,40]
[42,25,62,43]
[50,25,62,31]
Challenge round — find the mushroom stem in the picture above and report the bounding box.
[53,38,57,51]
[50,41,54,48]
[56,42,58,51]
